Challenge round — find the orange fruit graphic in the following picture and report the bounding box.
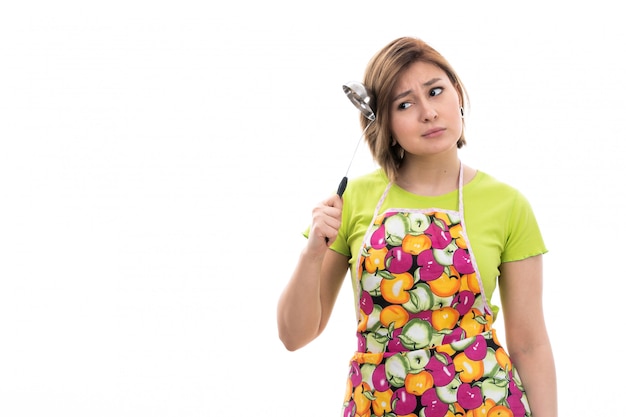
[460,308,485,337]
[365,247,388,273]
[371,389,393,416]
[402,233,432,255]
[453,352,484,383]
[467,399,496,417]
[353,382,372,415]
[486,405,514,417]
[380,272,413,304]
[380,305,410,328]
[495,347,512,371]
[428,269,461,297]
[404,370,434,396]
[432,306,460,331]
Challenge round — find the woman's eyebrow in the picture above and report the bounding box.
[423,77,442,87]
[392,78,443,102]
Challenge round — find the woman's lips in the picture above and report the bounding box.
[422,127,446,138]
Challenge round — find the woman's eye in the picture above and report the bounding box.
[430,87,443,97]
[398,102,412,110]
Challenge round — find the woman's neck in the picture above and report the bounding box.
[394,155,466,196]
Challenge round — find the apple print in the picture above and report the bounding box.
[425,352,455,387]
[452,248,474,274]
[361,271,382,296]
[372,363,390,391]
[452,290,475,316]
[424,218,452,249]
[480,377,508,404]
[416,250,445,281]
[442,327,466,346]
[482,347,507,379]
[387,328,409,353]
[464,334,487,361]
[365,331,387,353]
[385,353,410,388]
[434,375,461,404]
[349,361,363,387]
[365,304,382,332]
[421,388,449,417]
[357,333,366,352]
[432,241,458,266]
[391,387,418,415]
[385,246,414,273]
[405,349,431,372]
[360,291,374,315]
[343,399,356,417]
[399,319,434,350]
[408,212,431,233]
[457,382,482,409]
[359,364,376,390]
[370,224,387,249]
[384,214,410,246]
[403,283,435,313]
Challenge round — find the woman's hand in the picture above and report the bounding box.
[307,193,343,251]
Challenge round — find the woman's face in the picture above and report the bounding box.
[389,61,463,158]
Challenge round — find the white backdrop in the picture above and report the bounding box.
[1,1,624,416]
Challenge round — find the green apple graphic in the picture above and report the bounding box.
[479,377,508,404]
[405,349,431,372]
[398,319,434,350]
[385,354,410,388]
[435,375,462,404]
[361,271,382,295]
[408,212,431,233]
[433,240,459,266]
[384,213,410,246]
[402,283,435,313]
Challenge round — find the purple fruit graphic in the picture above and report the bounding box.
[441,327,465,345]
[453,248,474,274]
[465,334,487,361]
[385,246,413,273]
[372,363,390,391]
[349,361,362,386]
[388,328,409,353]
[343,400,356,417]
[424,219,452,249]
[357,333,366,351]
[508,393,526,417]
[360,291,374,315]
[391,387,418,415]
[370,224,387,249]
[452,290,475,316]
[417,251,445,281]
[425,352,455,387]
[422,388,449,417]
[457,382,482,409]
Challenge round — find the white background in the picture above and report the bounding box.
[1,1,624,416]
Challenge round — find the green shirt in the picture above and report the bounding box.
[331,168,547,320]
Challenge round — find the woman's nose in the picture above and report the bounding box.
[419,104,438,122]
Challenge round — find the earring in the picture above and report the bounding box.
[460,106,465,118]
[391,137,397,146]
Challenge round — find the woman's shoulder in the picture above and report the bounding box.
[470,170,522,194]
[345,168,389,193]
[468,170,533,210]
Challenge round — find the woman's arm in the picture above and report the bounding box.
[499,255,558,417]
[277,194,350,351]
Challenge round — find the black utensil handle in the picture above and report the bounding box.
[337,176,348,197]
[326,177,348,244]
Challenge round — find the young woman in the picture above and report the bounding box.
[277,36,557,417]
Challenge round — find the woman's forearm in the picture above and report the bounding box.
[509,341,558,417]
[277,248,325,351]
